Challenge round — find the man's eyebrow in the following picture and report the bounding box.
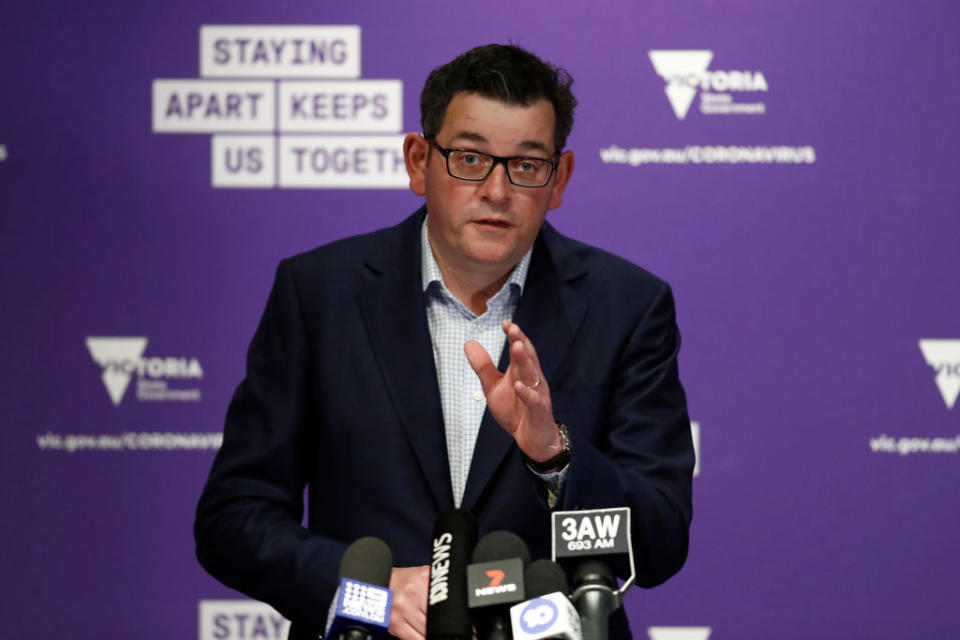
[448,131,489,146]
[515,140,552,155]
[448,131,553,156]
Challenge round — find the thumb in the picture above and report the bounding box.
[464,341,500,394]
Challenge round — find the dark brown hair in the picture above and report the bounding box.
[420,44,577,154]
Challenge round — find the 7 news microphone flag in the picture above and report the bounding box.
[468,530,531,640]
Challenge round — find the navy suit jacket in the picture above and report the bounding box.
[195,207,694,639]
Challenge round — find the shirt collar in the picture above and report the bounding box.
[420,215,532,296]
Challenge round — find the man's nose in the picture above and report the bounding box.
[478,161,510,203]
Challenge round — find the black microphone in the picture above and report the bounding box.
[570,561,617,640]
[325,536,395,640]
[510,560,582,640]
[427,509,478,640]
[524,560,569,599]
[468,531,531,640]
[550,508,634,640]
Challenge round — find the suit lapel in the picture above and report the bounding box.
[356,210,454,510]
[460,224,589,512]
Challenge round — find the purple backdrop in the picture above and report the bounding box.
[2,1,958,638]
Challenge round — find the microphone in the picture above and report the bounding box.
[427,509,478,640]
[510,560,581,640]
[549,508,634,640]
[325,536,395,640]
[524,560,569,599]
[468,531,531,640]
[570,561,616,640]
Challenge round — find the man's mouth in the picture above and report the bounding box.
[474,218,511,228]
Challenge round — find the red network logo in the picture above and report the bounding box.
[484,569,505,587]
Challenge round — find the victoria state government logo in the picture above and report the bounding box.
[918,339,960,409]
[85,336,203,406]
[648,50,768,120]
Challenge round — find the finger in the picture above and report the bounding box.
[391,596,427,640]
[507,340,537,387]
[513,379,541,408]
[512,378,552,413]
[388,566,429,640]
[392,618,425,640]
[415,566,430,614]
[503,320,544,373]
[464,340,501,394]
[409,607,427,635]
[509,337,541,390]
[395,605,426,639]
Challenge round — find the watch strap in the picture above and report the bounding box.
[522,422,571,473]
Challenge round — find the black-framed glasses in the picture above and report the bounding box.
[431,142,558,188]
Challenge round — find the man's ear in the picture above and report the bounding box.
[548,150,574,210]
[403,133,428,196]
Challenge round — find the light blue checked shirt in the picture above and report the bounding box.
[421,218,564,507]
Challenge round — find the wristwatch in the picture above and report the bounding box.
[523,422,572,473]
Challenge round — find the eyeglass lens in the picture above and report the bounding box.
[447,150,553,187]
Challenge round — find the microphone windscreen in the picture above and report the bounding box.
[427,509,477,640]
[572,559,614,589]
[525,559,569,598]
[339,536,393,587]
[472,530,531,567]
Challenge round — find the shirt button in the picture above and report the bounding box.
[473,391,483,402]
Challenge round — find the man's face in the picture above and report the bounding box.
[404,92,573,281]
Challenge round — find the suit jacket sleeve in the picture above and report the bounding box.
[194,258,346,631]
[559,279,693,588]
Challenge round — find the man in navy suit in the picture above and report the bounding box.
[195,44,694,640]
